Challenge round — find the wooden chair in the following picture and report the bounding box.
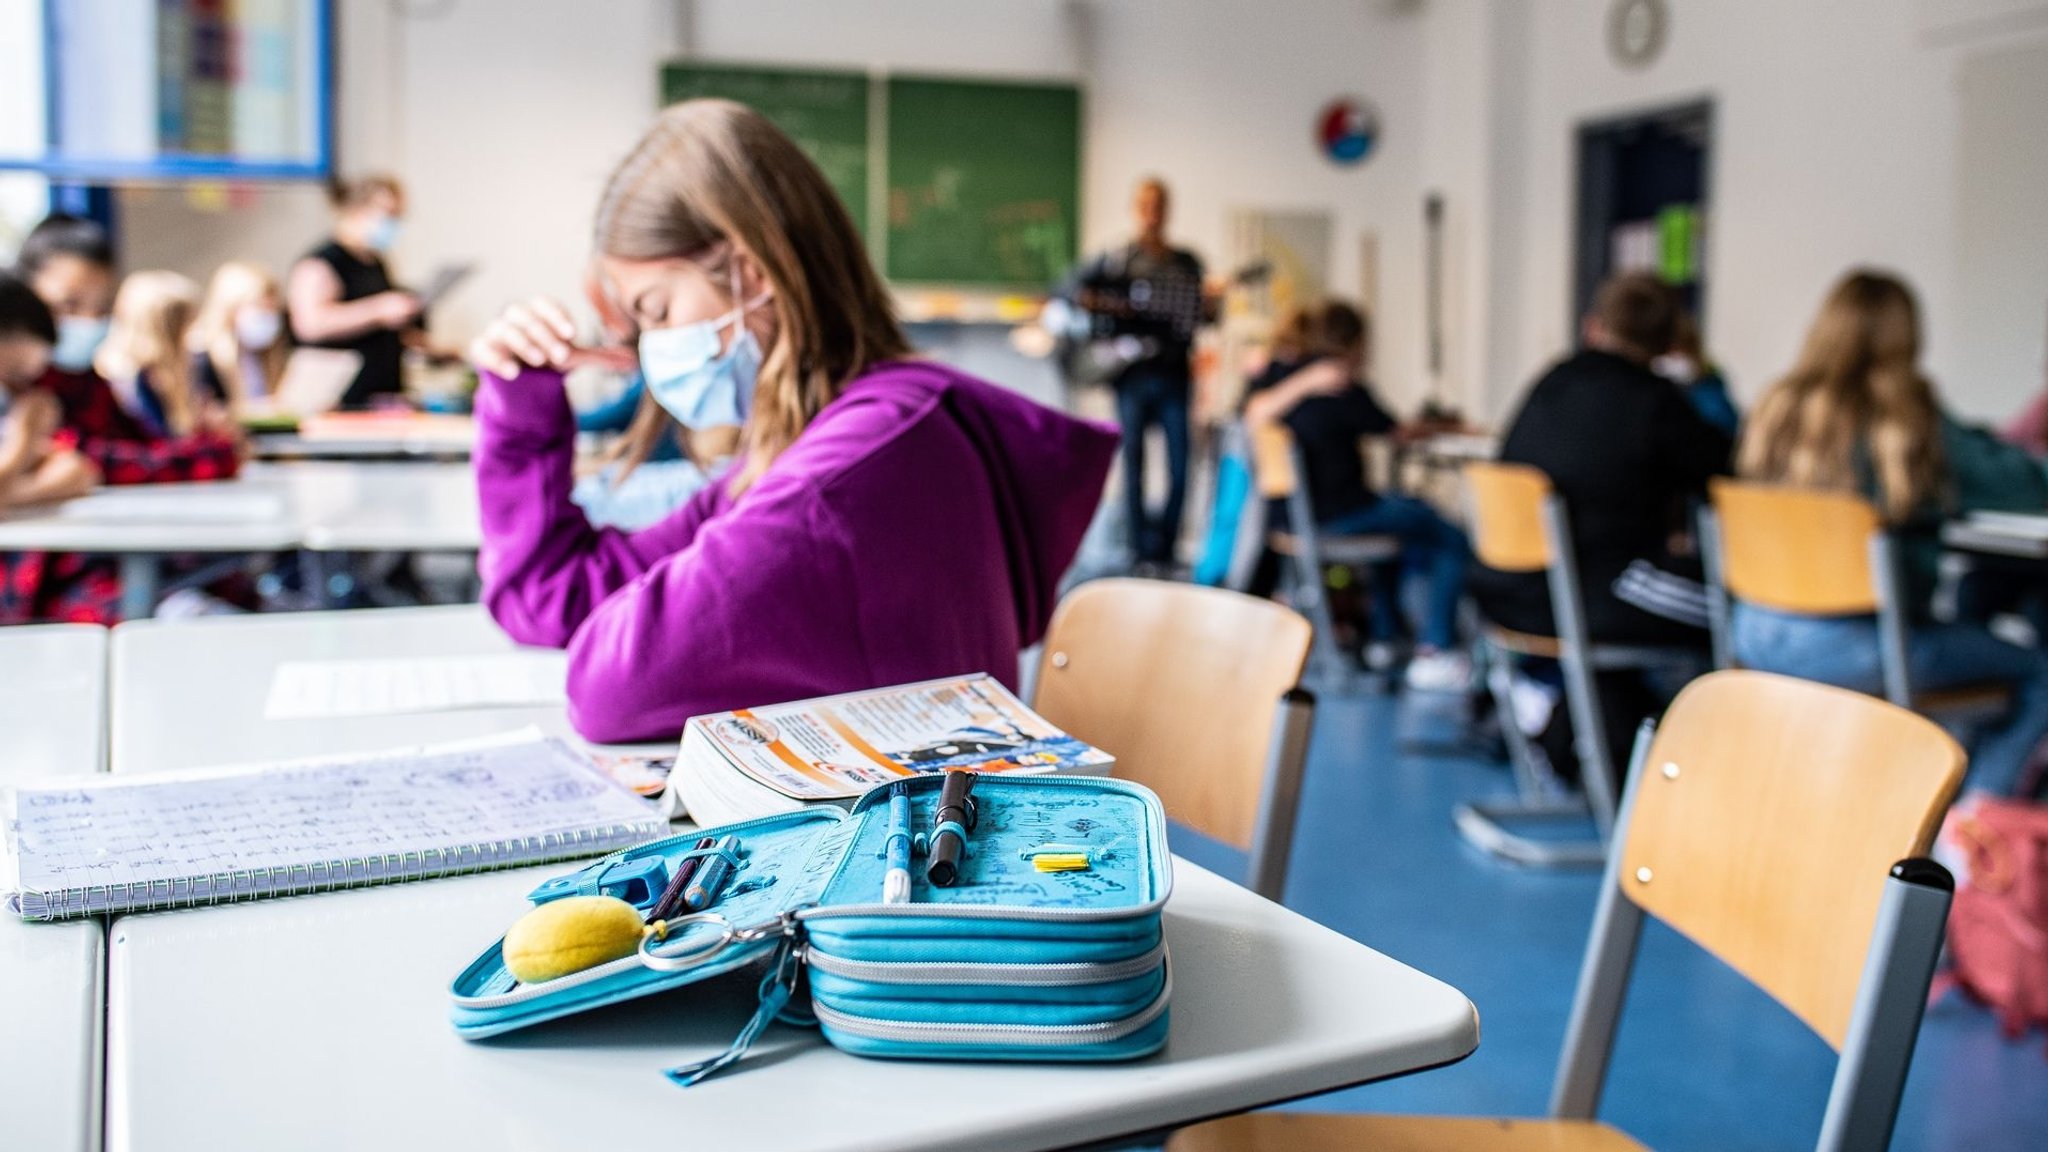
[1701,479,2009,718]
[1247,422,1400,692]
[1032,578,1316,901]
[1457,462,1694,867]
[1169,670,1965,1152]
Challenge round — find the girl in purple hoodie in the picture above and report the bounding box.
[469,99,1117,743]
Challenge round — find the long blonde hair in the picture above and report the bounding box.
[1737,270,1944,522]
[189,261,289,411]
[96,270,202,435]
[593,99,909,493]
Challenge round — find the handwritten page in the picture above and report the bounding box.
[264,653,568,720]
[4,730,663,919]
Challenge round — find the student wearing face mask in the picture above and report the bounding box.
[15,214,240,488]
[470,99,1119,743]
[189,262,291,412]
[286,174,427,408]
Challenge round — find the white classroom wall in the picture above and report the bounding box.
[110,0,2048,424]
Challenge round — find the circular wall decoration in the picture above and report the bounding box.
[1608,0,1669,68]
[1316,97,1380,166]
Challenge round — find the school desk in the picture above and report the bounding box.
[99,605,1479,1150]
[108,605,567,774]
[0,461,480,619]
[0,624,107,1152]
[106,857,1476,1152]
[249,411,476,463]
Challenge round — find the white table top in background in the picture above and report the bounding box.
[0,460,479,557]
[109,605,567,774]
[0,623,106,782]
[0,623,107,1152]
[106,859,1476,1152]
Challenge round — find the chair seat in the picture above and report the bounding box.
[1912,683,2013,718]
[1267,529,1402,565]
[1165,1112,1650,1152]
[1480,624,1696,671]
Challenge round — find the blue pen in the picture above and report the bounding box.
[883,783,913,904]
[683,835,740,912]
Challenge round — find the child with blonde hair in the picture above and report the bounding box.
[95,271,210,437]
[189,261,290,411]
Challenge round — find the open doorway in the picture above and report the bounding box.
[1572,100,1712,331]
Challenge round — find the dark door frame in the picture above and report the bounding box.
[1571,97,1715,330]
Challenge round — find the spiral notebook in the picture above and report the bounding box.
[2,730,665,921]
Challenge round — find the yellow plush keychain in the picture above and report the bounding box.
[501,896,652,984]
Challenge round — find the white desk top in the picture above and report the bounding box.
[249,460,480,553]
[109,605,571,774]
[106,860,1476,1152]
[0,623,106,782]
[0,460,479,556]
[0,624,107,1152]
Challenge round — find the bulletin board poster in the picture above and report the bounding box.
[659,63,873,241]
[0,0,332,181]
[884,78,1081,288]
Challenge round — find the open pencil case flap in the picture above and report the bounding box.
[449,774,1173,1078]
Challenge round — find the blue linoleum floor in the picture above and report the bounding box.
[1167,688,2048,1151]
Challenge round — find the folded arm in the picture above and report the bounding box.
[474,367,725,649]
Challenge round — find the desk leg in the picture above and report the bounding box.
[118,554,161,620]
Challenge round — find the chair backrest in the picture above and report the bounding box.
[1462,461,1553,572]
[1248,423,1299,501]
[1032,579,1315,898]
[1708,479,1882,615]
[1617,670,1963,1048]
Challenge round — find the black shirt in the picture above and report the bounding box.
[1497,348,1732,587]
[290,240,406,408]
[1072,243,1206,381]
[1245,358,1397,523]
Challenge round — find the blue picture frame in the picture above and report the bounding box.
[0,0,334,183]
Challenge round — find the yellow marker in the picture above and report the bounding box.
[1032,854,1093,873]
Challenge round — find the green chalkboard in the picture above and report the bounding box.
[659,62,872,240]
[884,78,1081,288]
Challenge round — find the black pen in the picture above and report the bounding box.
[647,836,717,923]
[925,770,978,887]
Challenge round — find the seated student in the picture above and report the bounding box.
[1655,311,1739,437]
[469,99,1117,743]
[189,261,291,411]
[0,274,98,509]
[0,274,108,623]
[15,214,240,485]
[1242,300,1471,690]
[96,271,213,437]
[1470,273,1731,785]
[1473,272,1732,645]
[1733,270,2048,798]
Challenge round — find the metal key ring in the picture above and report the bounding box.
[639,912,738,971]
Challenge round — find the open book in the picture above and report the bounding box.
[669,675,1114,827]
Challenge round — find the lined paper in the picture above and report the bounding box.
[4,731,663,919]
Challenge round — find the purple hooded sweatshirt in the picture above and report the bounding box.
[475,360,1118,743]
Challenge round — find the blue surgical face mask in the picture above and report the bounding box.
[638,272,770,431]
[52,316,110,373]
[365,213,401,253]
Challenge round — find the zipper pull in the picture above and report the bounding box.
[663,927,806,1087]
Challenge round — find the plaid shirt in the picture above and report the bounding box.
[0,370,243,624]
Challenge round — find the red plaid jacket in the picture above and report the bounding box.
[0,370,243,624]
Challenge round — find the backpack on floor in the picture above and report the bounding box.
[1938,798,2048,1051]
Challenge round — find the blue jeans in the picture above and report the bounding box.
[1731,603,2048,795]
[1322,496,1471,650]
[1116,369,1191,564]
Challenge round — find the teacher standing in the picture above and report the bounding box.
[285,173,425,408]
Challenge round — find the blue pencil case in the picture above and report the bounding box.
[448,774,1172,1083]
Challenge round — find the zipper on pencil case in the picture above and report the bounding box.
[454,944,712,1010]
[810,961,1171,1047]
[804,941,1166,987]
